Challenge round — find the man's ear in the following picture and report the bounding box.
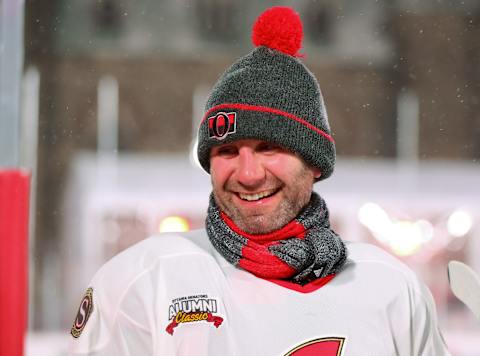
[312,167,322,179]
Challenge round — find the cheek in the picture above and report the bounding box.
[210,158,231,188]
[265,157,306,181]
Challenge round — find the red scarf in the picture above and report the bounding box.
[221,212,307,279]
[206,192,347,284]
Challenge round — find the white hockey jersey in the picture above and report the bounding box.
[69,230,450,355]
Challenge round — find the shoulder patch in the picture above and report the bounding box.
[71,287,94,338]
[165,294,224,335]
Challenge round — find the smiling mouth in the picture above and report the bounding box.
[237,188,279,202]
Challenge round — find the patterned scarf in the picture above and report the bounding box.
[206,192,347,284]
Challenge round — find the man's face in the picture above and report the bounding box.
[210,139,321,234]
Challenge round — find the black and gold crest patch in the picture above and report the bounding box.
[71,287,94,338]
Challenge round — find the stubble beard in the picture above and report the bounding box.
[213,167,315,235]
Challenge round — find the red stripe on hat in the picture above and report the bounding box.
[202,103,334,143]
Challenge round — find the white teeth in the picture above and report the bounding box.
[239,189,276,201]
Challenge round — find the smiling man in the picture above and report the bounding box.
[210,139,320,234]
[70,6,450,356]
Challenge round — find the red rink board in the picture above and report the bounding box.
[0,170,30,356]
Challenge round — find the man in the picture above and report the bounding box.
[69,6,450,355]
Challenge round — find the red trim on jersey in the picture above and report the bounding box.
[266,274,336,293]
[201,103,334,143]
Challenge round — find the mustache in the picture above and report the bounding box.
[225,178,283,193]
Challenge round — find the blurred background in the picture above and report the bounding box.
[1,0,480,354]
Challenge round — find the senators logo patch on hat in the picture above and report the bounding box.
[71,287,94,338]
[208,112,236,140]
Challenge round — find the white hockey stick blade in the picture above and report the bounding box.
[447,261,480,320]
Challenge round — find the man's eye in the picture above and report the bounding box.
[257,143,280,153]
[216,146,237,156]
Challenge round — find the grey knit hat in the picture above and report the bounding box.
[197,6,335,180]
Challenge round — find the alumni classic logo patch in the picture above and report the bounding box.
[165,294,224,335]
[71,287,94,338]
[208,112,237,140]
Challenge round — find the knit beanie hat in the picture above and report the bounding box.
[197,6,335,181]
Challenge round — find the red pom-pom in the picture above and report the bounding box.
[252,7,303,57]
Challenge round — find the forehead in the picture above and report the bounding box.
[210,138,305,162]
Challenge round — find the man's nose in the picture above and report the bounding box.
[236,148,265,187]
